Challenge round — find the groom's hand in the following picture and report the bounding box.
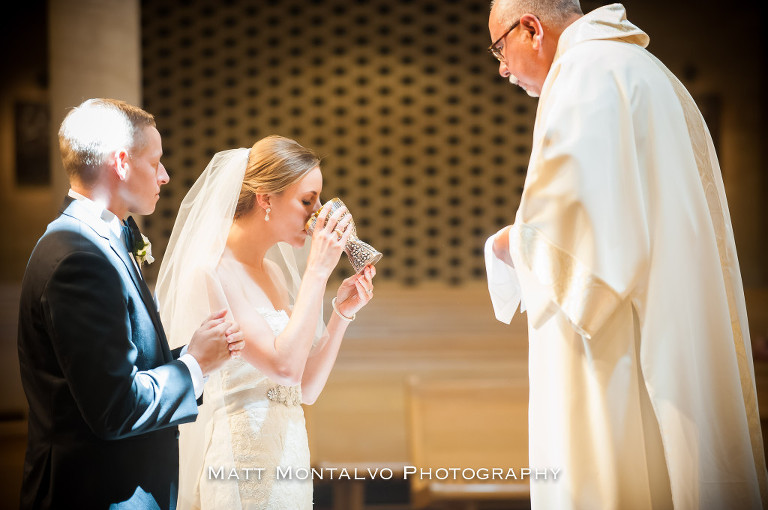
[187,309,233,376]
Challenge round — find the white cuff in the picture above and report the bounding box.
[179,350,205,399]
[484,230,523,324]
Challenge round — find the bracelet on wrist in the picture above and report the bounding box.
[331,297,355,322]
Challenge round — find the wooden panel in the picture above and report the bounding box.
[306,282,529,469]
[406,377,530,508]
[407,378,528,471]
[307,374,409,464]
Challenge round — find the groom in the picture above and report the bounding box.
[17,98,244,509]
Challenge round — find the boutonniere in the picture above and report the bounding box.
[133,233,155,267]
[127,217,155,267]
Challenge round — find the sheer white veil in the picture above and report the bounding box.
[155,147,311,508]
[157,148,308,349]
[157,148,245,349]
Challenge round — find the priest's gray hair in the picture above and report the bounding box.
[490,0,583,28]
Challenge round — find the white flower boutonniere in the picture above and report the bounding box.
[126,216,155,268]
[134,233,155,267]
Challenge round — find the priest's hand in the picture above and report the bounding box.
[492,226,514,268]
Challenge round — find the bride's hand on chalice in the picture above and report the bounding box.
[305,204,354,280]
[335,265,376,317]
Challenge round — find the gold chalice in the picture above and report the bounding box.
[305,197,382,274]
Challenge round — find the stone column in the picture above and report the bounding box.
[48,0,141,202]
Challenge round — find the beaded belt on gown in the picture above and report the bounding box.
[266,385,302,406]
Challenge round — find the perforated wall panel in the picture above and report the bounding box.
[141,0,536,285]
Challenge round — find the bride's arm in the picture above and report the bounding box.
[301,266,375,404]
[299,314,350,405]
[219,206,352,386]
[219,266,327,386]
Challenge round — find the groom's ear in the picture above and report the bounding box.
[112,149,130,181]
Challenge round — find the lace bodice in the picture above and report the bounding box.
[256,307,290,335]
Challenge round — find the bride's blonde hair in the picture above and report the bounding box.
[235,135,320,219]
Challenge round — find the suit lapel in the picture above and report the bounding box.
[60,199,172,361]
[107,235,172,359]
[108,234,145,304]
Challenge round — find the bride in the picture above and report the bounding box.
[156,135,376,509]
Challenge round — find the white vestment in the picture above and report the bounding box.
[485,4,767,509]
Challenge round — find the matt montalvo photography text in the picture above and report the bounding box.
[208,465,562,482]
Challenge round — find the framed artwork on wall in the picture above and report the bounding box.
[14,101,50,187]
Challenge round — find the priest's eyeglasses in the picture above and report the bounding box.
[488,19,521,62]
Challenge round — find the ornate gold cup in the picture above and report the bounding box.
[305,197,382,274]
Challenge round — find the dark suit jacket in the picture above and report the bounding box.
[17,197,199,510]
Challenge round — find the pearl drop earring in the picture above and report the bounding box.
[265,207,271,221]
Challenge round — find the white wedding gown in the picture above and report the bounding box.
[195,306,313,509]
[157,148,318,509]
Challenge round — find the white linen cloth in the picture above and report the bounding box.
[486,4,767,509]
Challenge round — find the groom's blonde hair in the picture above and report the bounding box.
[58,98,156,185]
[236,135,320,219]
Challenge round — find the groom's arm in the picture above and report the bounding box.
[43,248,199,440]
[171,344,206,406]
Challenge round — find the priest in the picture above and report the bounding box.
[484,1,767,508]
